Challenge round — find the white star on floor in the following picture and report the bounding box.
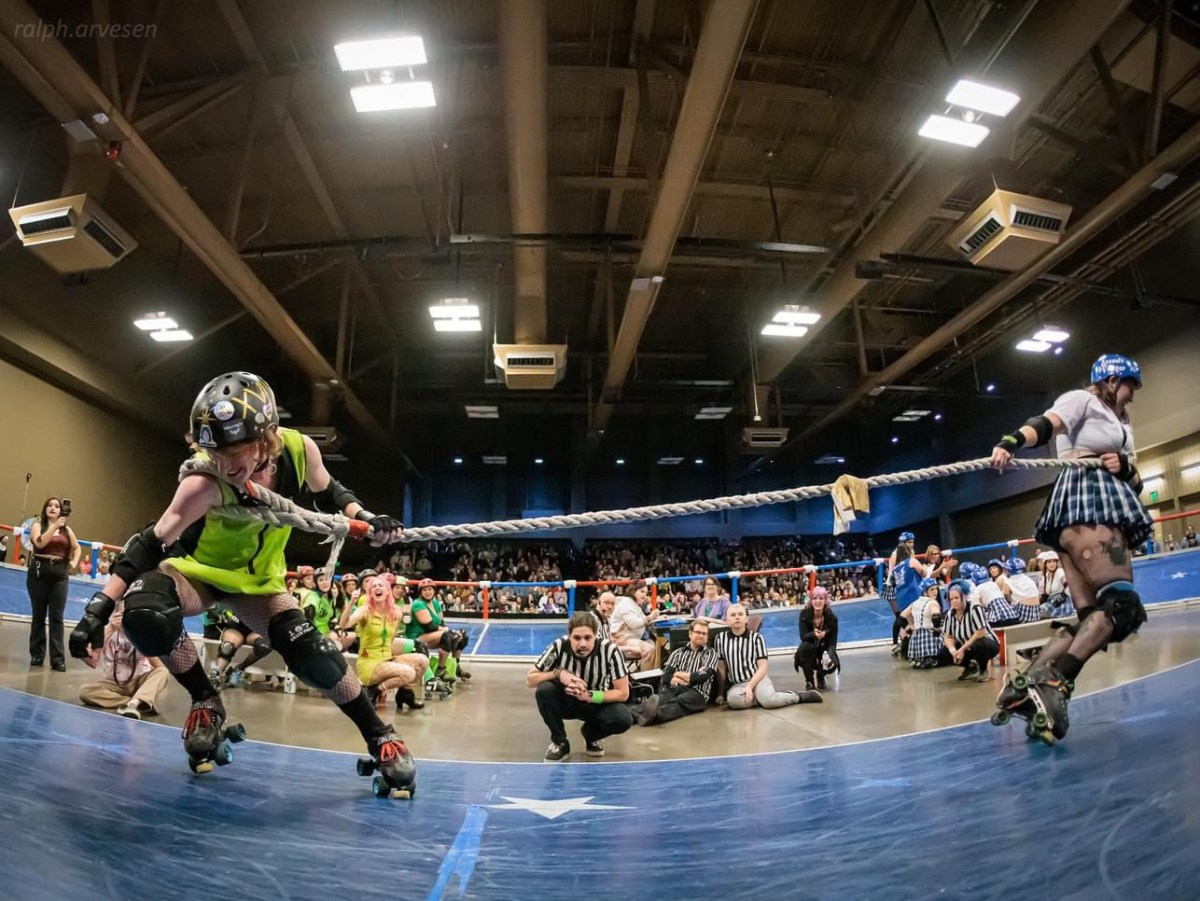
[486,796,634,820]
[1168,571,1191,580]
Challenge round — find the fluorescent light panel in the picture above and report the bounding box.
[919,114,989,148]
[465,404,499,419]
[761,323,809,338]
[1016,339,1052,353]
[1179,462,1200,477]
[772,308,821,326]
[658,456,684,465]
[134,313,178,331]
[946,79,1020,117]
[1032,327,1070,343]
[483,455,507,465]
[903,410,932,417]
[149,329,193,342]
[434,318,482,332]
[351,81,435,112]
[335,36,427,71]
[892,414,921,422]
[699,406,732,415]
[430,301,480,319]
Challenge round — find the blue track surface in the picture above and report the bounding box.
[6,547,1198,656]
[1,660,1198,899]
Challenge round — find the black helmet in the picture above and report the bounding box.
[190,372,279,449]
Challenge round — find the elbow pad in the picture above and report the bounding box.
[1116,454,1142,491]
[111,526,170,584]
[311,478,360,514]
[1023,415,1055,447]
[420,617,440,635]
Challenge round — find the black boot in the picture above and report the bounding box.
[396,686,425,711]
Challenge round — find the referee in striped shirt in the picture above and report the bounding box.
[942,581,1000,682]
[527,611,633,761]
[633,619,718,726]
[716,605,821,709]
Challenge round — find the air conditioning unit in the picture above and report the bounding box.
[492,343,567,390]
[946,188,1072,270]
[742,426,789,450]
[295,426,341,450]
[9,193,137,274]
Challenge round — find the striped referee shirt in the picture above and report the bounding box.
[590,611,612,641]
[535,637,628,691]
[943,603,997,646]
[663,644,719,702]
[714,629,767,685]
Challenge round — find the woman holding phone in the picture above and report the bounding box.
[27,496,81,670]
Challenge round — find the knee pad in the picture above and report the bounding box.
[1096,581,1146,643]
[218,640,238,660]
[122,571,183,656]
[438,629,468,653]
[931,613,944,629]
[248,636,272,662]
[267,609,347,690]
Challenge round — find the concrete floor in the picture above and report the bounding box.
[6,606,1200,763]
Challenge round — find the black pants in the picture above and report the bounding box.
[892,612,905,644]
[27,559,69,665]
[535,681,633,745]
[652,684,708,724]
[958,636,1000,670]
[795,640,830,684]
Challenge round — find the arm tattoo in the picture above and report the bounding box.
[1103,536,1129,567]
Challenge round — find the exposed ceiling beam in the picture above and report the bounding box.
[753,0,1135,387]
[499,0,549,345]
[0,0,411,468]
[590,0,760,435]
[763,118,1200,462]
[557,175,857,208]
[133,68,254,137]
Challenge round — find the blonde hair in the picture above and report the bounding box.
[186,425,283,460]
[1088,381,1129,422]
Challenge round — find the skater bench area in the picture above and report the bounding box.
[2,544,1199,665]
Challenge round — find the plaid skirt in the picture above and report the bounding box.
[907,628,942,660]
[1012,602,1042,624]
[984,596,1019,626]
[1040,592,1075,618]
[1034,466,1155,551]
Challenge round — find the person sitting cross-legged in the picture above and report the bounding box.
[80,602,170,720]
[633,619,718,726]
[526,612,633,761]
[717,604,822,709]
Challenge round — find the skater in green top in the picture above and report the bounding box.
[407,579,471,684]
[68,371,416,796]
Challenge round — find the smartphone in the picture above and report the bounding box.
[61,498,72,517]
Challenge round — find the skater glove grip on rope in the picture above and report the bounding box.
[996,415,1054,454]
[69,591,115,658]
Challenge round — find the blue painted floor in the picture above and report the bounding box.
[1,659,1197,899]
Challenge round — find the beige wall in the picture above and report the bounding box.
[0,357,182,553]
[949,487,1048,549]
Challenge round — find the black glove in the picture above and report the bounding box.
[355,510,404,540]
[69,591,115,658]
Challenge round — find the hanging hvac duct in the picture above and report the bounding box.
[946,188,1073,270]
[9,193,137,273]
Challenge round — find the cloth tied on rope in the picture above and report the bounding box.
[831,474,870,536]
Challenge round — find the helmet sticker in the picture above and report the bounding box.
[212,400,235,421]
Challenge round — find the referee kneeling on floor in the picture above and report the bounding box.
[527,611,633,761]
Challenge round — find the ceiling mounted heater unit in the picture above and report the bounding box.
[493,344,567,390]
[741,427,789,450]
[9,193,137,274]
[946,188,1072,271]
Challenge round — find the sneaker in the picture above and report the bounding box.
[584,739,605,758]
[804,681,816,692]
[543,740,570,762]
[958,660,980,682]
[816,674,827,690]
[634,695,659,726]
[51,662,67,672]
[118,702,141,720]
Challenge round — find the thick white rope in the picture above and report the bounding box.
[397,456,1101,542]
[181,454,1100,551]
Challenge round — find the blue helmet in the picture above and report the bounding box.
[987,558,1005,573]
[1090,353,1141,389]
[948,578,973,598]
[899,531,915,543]
[920,577,939,595]
[962,562,989,585]
[1005,556,1027,574]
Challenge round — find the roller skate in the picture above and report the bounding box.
[226,668,244,689]
[425,676,453,700]
[208,664,225,689]
[991,660,1073,745]
[181,696,246,774]
[357,728,416,799]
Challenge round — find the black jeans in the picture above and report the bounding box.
[653,684,708,724]
[535,681,633,745]
[959,636,1000,670]
[796,640,830,684]
[27,558,69,665]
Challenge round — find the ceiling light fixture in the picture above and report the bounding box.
[918,114,990,148]
[890,436,900,444]
[761,323,809,338]
[657,456,684,465]
[335,36,427,71]
[133,312,178,331]
[534,457,544,465]
[350,81,436,113]
[452,457,464,464]
[693,458,704,465]
[483,455,507,465]
[615,458,625,466]
[771,305,821,326]
[1032,326,1070,343]
[1016,339,1052,353]
[430,300,480,319]
[465,404,499,419]
[433,318,482,332]
[945,79,1020,117]
[149,328,194,342]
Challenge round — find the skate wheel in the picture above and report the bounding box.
[991,710,1010,726]
[1013,673,1029,691]
[1032,711,1049,729]
[356,757,376,777]
[225,723,247,743]
[190,758,214,775]
[214,740,233,766]
[371,775,390,797]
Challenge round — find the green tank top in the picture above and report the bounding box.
[169,428,307,596]
[404,597,444,641]
[302,589,335,635]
